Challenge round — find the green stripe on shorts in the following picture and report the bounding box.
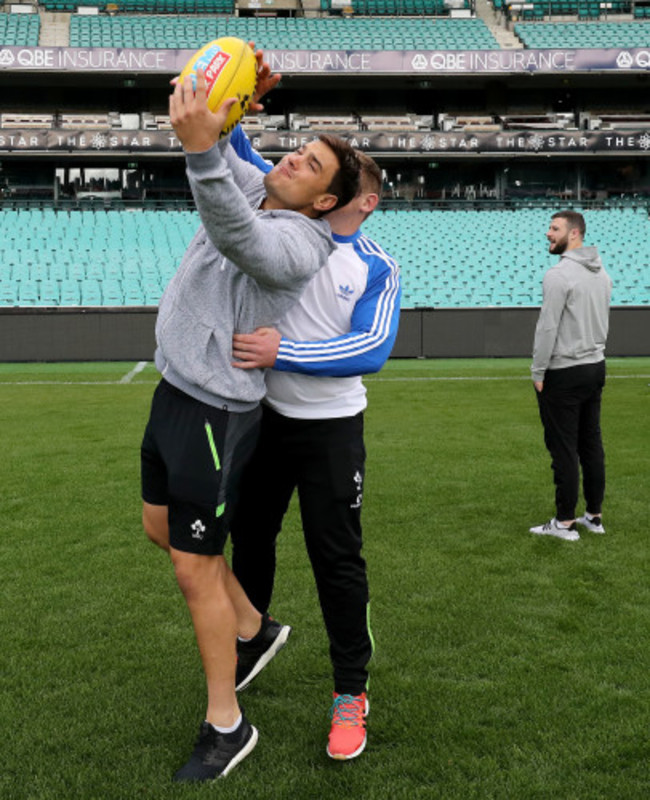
[204,421,225,519]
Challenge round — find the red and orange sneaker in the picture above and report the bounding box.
[326,692,369,760]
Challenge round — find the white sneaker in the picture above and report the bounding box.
[576,514,606,534]
[530,518,580,541]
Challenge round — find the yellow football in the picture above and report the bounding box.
[178,37,257,138]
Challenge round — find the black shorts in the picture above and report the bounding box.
[141,380,261,555]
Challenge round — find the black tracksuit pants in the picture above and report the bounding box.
[536,360,606,521]
[231,404,372,696]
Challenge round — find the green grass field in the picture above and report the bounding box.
[1,358,648,800]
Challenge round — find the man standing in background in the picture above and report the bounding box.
[530,210,612,541]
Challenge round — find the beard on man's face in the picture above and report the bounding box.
[549,236,568,255]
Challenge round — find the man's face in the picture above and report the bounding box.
[263,140,339,216]
[546,217,571,254]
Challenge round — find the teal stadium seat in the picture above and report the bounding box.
[68,261,87,281]
[60,279,81,305]
[0,282,18,307]
[123,285,147,305]
[30,262,49,282]
[80,279,103,306]
[102,279,125,306]
[36,280,61,307]
[17,279,39,306]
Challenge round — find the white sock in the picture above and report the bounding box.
[238,617,264,643]
[211,713,242,735]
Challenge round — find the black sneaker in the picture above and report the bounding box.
[236,613,292,692]
[173,716,258,782]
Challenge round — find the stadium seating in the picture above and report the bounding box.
[1,113,56,129]
[361,205,649,308]
[46,0,466,13]
[501,0,634,20]
[349,0,470,13]
[516,21,650,49]
[0,206,647,309]
[0,12,40,46]
[0,207,194,307]
[39,0,234,11]
[68,15,500,51]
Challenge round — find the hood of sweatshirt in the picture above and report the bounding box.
[561,245,603,273]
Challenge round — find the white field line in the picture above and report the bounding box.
[0,381,160,386]
[1,373,649,386]
[0,361,156,386]
[366,374,650,382]
[119,361,149,383]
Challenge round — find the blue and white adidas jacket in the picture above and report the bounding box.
[231,126,401,419]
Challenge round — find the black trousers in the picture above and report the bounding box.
[231,404,372,696]
[536,361,606,521]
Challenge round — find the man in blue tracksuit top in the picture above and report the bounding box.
[227,125,401,760]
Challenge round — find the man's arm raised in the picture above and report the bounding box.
[170,69,237,152]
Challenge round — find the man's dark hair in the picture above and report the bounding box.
[318,133,361,212]
[552,210,586,238]
[358,152,383,201]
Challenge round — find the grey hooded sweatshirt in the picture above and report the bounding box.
[531,245,612,382]
[154,138,335,411]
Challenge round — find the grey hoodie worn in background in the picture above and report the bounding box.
[531,245,613,382]
[155,138,335,411]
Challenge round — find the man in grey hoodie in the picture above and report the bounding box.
[140,70,361,781]
[530,210,612,541]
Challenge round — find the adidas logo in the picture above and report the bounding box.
[337,284,355,301]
